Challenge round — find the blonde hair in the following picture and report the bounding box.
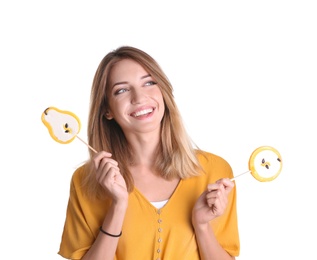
[83,46,203,199]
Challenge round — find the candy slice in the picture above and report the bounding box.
[248,146,282,182]
[41,107,81,144]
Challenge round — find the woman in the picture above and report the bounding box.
[58,46,240,259]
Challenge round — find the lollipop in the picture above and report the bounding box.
[231,146,282,182]
[42,107,283,182]
[41,107,97,153]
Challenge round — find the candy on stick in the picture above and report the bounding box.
[231,146,282,182]
[41,108,282,182]
[41,107,97,153]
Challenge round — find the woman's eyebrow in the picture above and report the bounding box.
[112,74,152,88]
[112,81,127,88]
[141,74,151,79]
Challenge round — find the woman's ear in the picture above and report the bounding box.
[105,110,113,120]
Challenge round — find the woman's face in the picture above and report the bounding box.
[106,59,165,136]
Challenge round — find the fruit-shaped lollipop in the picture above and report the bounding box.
[248,146,282,182]
[41,107,97,153]
[231,146,282,182]
[42,107,283,182]
[42,107,81,144]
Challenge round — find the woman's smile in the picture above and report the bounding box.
[130,107,155,118]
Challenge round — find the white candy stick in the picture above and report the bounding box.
[230,170,251,181]
[76,135,98,153]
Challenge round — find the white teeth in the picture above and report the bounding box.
[133,108,153,117]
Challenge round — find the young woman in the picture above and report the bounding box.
[58,46,240,259]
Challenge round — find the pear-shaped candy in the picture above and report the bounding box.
[41,107,81,144]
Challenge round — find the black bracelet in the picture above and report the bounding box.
[99,226,122,237]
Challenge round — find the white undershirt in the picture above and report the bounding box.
[150,199,168,209]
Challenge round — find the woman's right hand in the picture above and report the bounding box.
[93,151,128,203]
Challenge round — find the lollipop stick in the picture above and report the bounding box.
[76,135,98,153]
[230,170,251,181]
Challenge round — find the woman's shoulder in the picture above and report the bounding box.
[70,162,90,187]
[196,149,230,164]
[196,149,233,179]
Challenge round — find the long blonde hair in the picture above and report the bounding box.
[83,46,202,198]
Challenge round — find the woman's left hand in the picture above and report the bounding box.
[192,178,234,226]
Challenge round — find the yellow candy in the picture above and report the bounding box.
[41,107,81,144]
[248,146,282,182]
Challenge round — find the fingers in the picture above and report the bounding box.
[206,186,227,209]
[205,178,233,213]
[96,164,120,184]
[216,178,234,189]
[93,151,120,184]
[93,151,116,169]
[92,151,128,203]
[208,178,234,194]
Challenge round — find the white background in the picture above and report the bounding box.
[1,1,316,259]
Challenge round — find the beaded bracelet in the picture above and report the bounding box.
[99,226,122,237]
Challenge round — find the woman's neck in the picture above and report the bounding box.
[126,133,160,166]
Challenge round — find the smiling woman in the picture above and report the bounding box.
[57,46,240,260]
[105,59,165,135]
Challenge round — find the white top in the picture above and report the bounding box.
[150,199,168,209]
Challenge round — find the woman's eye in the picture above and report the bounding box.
[115,88,128,95]
[145,81,157,86]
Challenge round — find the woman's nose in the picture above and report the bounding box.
[131,88,146,104]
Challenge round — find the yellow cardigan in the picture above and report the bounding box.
[58,151,240,259]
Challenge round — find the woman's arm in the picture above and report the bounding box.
[81,200,127,260]
[82,151,129,260]
[192,222,235,260]
[192,178,235,260]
